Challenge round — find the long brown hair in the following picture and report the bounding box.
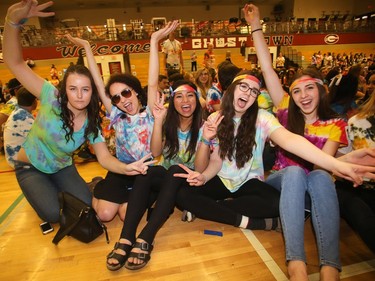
[287,67,338,136]
[217,70,261,169]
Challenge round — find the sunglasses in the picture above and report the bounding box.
[111,88,133,105]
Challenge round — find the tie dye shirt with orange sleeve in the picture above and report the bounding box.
[272,93,348,173]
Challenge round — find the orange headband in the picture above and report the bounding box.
[232,74,261,86]
[290,77,324,92]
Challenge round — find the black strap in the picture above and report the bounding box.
[52,211,82,245]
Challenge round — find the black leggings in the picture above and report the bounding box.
[176,174,280,227]
[120,165,187,244]
[336,180,375,253]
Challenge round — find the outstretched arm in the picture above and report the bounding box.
[3,0,55,98]
[92,142,156,176]
[148,21,179,113]
[65,34,112,113]
[270,126,375,186]
[243,4,285,107]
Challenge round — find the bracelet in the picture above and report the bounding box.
[5,16,28,29]
[201,137,211,146]
[251,28,262,35]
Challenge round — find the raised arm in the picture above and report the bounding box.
[270,126,375,186]
[65,34,112,113]
[3,0,55,98]
[243,4,285,107]
[148,21,179,113]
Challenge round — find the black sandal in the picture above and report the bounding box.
[106,241,133,271]
[125,241,154,270]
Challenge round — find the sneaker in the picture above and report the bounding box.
[181,210,196,222]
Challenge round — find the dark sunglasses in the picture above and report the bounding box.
[111,88,133,105]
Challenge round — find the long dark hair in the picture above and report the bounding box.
[217,70,261,169]
[163,80,202,162]
[287,67,338,136]
[58,64,102,143]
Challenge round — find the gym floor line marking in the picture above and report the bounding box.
[241,229,288,281]
[0,196,26,236]
[242,229,375,280]
[0,193,24,225]
[308,259,375,280]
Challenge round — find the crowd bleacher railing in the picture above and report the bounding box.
[1,15,374,48]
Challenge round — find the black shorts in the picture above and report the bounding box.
[93,171,135,204]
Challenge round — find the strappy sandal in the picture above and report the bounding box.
[125,241,154,270]
[106,241,133,271]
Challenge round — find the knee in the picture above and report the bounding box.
[284,166,305,177]
[94,204,117,222]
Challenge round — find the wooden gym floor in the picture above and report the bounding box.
[0,154,374,281]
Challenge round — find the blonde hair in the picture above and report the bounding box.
[357,89,375,118]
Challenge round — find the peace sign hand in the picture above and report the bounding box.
[203,112,224,141]
[173,164,207,186]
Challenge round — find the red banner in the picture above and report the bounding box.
[12,32,375,60]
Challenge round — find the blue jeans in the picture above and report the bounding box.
[266,166,341,271]
[15,161,92,223]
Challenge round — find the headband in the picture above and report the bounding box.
[290,77,324,92]
[232,74,261,86]
[171,85,197,97]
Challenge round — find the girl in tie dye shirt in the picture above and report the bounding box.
[247,4,346,279]
[3,0,150,225]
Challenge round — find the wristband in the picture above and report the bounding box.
[201,137,211,146]
[5,16,28,28]
[251,28,262,35]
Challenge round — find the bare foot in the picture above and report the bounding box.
[288,260,308,281]
[320,265,340,281]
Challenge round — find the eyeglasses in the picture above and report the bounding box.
[111,88,133,105]
[237,82,260,98]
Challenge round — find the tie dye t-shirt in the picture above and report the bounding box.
[161,127,203,170]
[3,107,34,168]
[109,105,154,164]
[348,114,375,149]
[23,81,104,173]
[211,110,282,192]
[272,93,348,173]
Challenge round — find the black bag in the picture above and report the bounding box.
[52,192,109,245]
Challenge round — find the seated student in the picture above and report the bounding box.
[336,89,375,253]
[105,21,212,271]
[174,70,375,251]
[3,87,37,168]
[65,31,159,222]
[3,0,153,224]
[246,5,347,280]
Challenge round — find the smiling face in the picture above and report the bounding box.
[198,69,210,85]
[109,82,140,115]
[290,75,320,119]
[66,73,92,113]
[233,78,260,118]
[173,89,197,119]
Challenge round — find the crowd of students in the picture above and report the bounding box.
[2,1,375,280]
